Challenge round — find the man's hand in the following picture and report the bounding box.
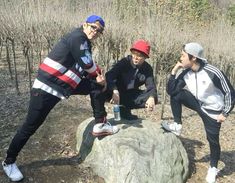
[110,90,120,104]
[145,97,155,111]
[96,69,106,86]
[171,61,184,75]
[217,113,226,123]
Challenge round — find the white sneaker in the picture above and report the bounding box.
[161,121,182,136]
[92,122,119,137]
[206,167,219,183]
[2,161,24,182]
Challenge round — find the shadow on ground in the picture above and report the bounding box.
[180,137,204,176]
[197,150,235,177]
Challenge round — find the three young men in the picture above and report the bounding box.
[1,15,234,183]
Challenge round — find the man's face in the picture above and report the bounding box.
[131,50,146,66]
[83,21,104,40]
[180,50,193,68]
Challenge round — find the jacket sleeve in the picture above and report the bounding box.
[167,70,187,96]
[67,32,100,77]
[144,67,158,99]
[211,70,235,115]
[106,59,126,90]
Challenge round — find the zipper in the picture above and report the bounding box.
[195,72,198,99]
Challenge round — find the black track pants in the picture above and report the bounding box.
[6,89,60,163]
[170,89,221,168]
[5,79,100,163]
[91,89,157,119]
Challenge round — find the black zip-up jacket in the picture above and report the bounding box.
[106,55,157,98]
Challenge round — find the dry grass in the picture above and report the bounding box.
[0,0,234,58]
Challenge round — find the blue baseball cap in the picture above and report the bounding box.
[86,15,105,27]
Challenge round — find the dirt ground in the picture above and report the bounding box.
[0,67,234,183]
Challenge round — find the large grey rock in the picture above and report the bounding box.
[76,115,189,183]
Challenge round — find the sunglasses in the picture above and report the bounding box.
[89,24,104,34]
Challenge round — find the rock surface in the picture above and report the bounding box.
[76,115,189,183]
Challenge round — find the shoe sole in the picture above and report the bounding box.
[11,177,24,182]
[91,131,114,137]
[171,131,180,136]
[161,123,181,136]
[206,179,217,183]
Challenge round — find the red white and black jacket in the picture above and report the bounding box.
[34,27,99,98]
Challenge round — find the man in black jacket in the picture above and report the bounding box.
[2,15,118,182]
[92,40,158,126]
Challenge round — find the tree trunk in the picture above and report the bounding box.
[11,38,20,95]
[26,48,32,90]
[0,37,3,60]
[6,39,13,80]
[160,74,167,119]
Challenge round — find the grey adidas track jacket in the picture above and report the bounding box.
[167,63,235,119]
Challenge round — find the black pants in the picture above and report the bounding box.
[170,89,221,168]
[92,88,156,119]
[5,79,102,163]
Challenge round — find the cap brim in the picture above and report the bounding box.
[198,57,207,63]
[130,48,149,58]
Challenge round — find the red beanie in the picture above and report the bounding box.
[130,40,150,58]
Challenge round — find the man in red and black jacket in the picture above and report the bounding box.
[2,15,118,182]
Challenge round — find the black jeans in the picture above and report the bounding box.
[92,88,157,119]
[6,89,60,163]
[5,79,102,164]
[170,89,221,168]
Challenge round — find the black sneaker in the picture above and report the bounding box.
[120,106,138,120]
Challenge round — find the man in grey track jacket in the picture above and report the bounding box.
[161,42,235,183]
